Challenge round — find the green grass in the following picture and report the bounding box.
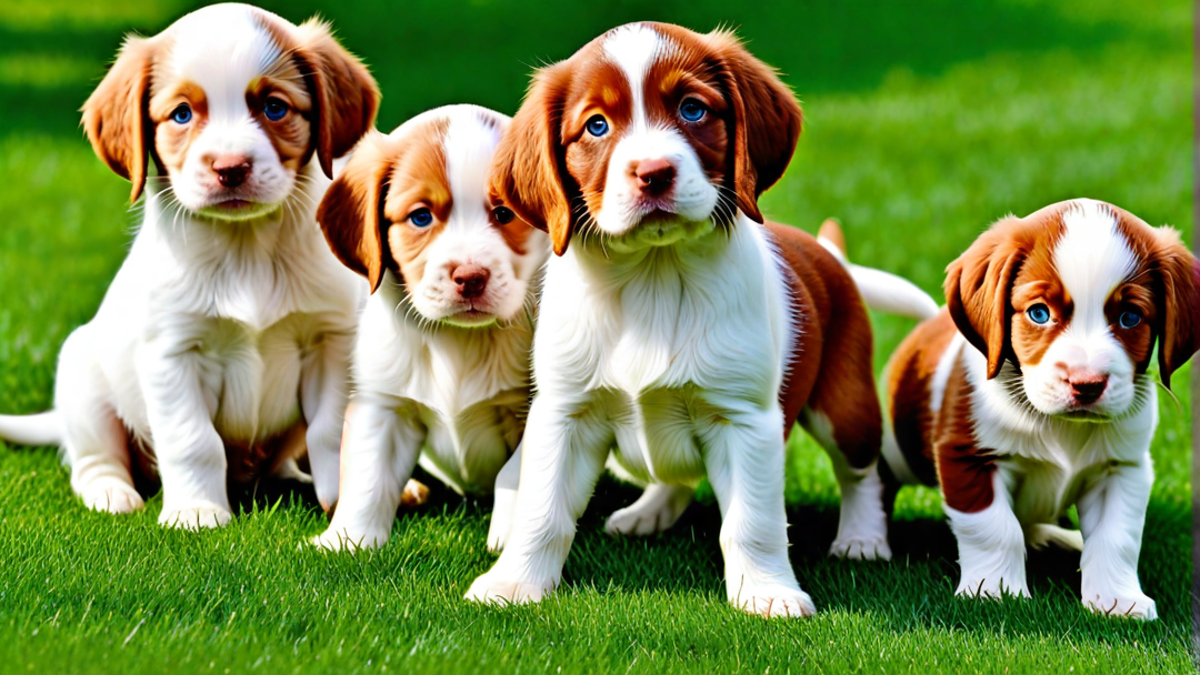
[0,0,1192,673]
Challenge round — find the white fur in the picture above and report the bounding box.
[0,4,368,529]
[313,106,549,551]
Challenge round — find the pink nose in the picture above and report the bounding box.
[451,264,490,300]
[1068,371,1108,405]
[631,158,675,196]
[212,155,252,188]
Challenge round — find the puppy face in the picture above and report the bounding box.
[318,105,546,327]
[489,22,803,255]
[947,199,1199,419]
[82,3,378,219]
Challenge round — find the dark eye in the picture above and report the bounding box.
[408,208,434,228]
[263,98,289,122]
[1118,310,1142,329]
[679,99,708,123]
[1026,304,1051,325]
[585,115,609,137]
[170,103,193,124]
[492,206,515,225]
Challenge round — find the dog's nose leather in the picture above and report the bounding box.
[633,158,676,196]
[213,156,252,189]
[451,264,490,300]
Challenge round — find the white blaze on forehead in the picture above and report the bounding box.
[1053,199,1138,333]
[603,24,668,130]
[444,108,503,227]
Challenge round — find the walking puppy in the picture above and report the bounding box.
[467,22,935,616]
[312,105,548,550]
[880,199,1199,619]
[0,4,379,528]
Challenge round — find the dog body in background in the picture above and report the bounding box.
[880,199,1199,619]
[0,3,379,528]
[312,105,548,550]
[467,22,936,616]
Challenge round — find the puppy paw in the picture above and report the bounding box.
[79,481,144,514]
[158,503,232,530]
[464,573,551,606]
[729,584,816,618]
[829,535,893,561]
[955,575,1031,600]
[1028,523,1084,552]
[1084,591,1157,620]
[603,485,691,537]
[310,527,388,552]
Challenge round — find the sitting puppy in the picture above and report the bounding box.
[0,4,378,528]
[312,105,548,550]
[880,199,1198,620]
[467,22,935,617]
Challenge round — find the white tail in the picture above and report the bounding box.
[817,219,939,321]
[0,411,63,447]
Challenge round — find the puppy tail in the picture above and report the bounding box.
[0,411,63,447]
[818,219,939,321]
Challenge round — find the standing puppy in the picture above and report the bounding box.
[0,4,379,528]
[880,199,1198,619]
[467,22,935,617]
[311,105,548,550]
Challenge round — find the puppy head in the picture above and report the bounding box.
[318,105,546,327]
[82,3,379,218]
[946,199,1199,419]
[489,22,803,255]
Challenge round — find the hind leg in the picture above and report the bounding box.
[56,330,143,514]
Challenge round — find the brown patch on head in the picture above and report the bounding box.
[1007,239,1071,369]
[81,35,163,202]
[146,77,205,179]
[247,57,316,174]
[945,205,1067,379]
[317,120,451,293]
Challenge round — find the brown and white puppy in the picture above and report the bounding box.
[0,3,379,528]
[880,199,1199,619]
[310,105,548,550]
[466,22,936,616]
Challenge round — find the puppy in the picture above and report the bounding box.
[0,4,379,528]
[466,22,936,617]
[880,199,1199,619]
[310,105,548,550]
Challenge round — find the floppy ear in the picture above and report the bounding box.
[489,63,575,256]
[81,35,157,203]
[316,132,394,292]
[292,19,381,179]
[944,219,1027,379]
[708,30,803,224]
[1151,229,1200,388]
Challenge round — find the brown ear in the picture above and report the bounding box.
[1152,228,1200,388]
[707,30,803,224]
[292,19,381,179]
[489,63,575,256]
[316,132,394,292]
[944,219,1027,379]
[81,35,157,203]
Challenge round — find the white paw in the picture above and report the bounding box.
[729,584,816,618]
[79,481,144,514]
[1083,592,1157,620]
[310,527,388,552]
[158,503,232,530]
[955,575,1031,600]
[464,572,551,606]
[1028,523,1084,552]
[603,485,691,537]
[829,535,893,561]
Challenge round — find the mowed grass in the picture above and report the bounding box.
[0,0,1192,673]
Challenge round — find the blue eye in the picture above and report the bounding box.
[1118,310,1142,329]
[679,99,708,122]
[263,98,289,122]
[408,208,434,228]
[585,115,609,137]
[1026,304,1051,325]
[170,104,192,124]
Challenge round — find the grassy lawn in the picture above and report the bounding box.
[0,0,1192,672]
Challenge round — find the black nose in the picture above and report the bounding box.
[451,264,490,300]
[634,158,675,196]
[213,156,252,189]
[1070,377,1108,405]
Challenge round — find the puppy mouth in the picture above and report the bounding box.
[197,198,281,222]
[442,307,499,327]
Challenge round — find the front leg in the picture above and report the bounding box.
[466,394,612,604]
[943,470,1029,599]
[301,329,355,512]
[138,341,231,530]
[486,441,522,553]
[1077,457,1156,620]
[312,397,422,551]
[699,403,814,618]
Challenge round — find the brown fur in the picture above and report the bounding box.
[885,310,958,485]
[82,36,160,202]
[933,355,996,513]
